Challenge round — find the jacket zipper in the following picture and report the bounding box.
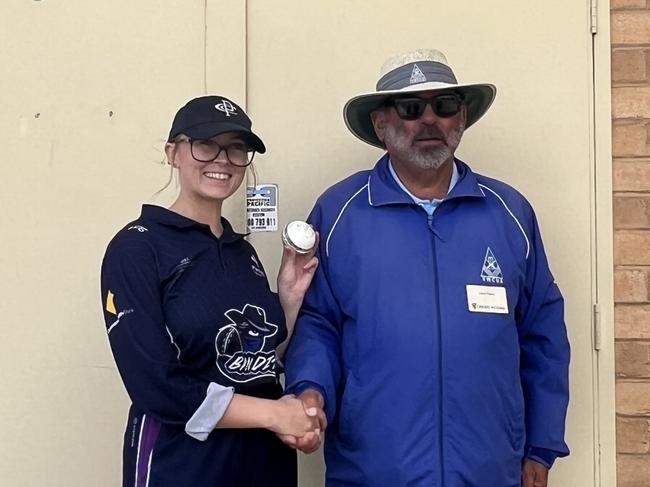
[428,212,445,486]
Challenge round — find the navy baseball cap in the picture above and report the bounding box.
[167,95,266,153]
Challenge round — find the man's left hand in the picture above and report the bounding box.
[522,459,549,487]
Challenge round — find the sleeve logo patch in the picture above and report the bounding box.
[105,290,117,315]
[104,291,133,334]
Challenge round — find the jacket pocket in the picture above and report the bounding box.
[506,384,526,452]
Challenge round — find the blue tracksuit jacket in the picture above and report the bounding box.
[285,156,570,487]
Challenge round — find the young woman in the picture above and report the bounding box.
[100,95,320,487]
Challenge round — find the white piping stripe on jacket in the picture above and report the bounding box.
[326,183,369,257]
[145,448,153,487]
[478,183,531,259]
[107,310,129,334]
[165,325,182,360]
[134,414,146,487]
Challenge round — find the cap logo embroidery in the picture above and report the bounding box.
[409,63,427,84]
[215,99,237,117]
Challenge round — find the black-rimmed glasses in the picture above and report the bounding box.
[176,139,255,167]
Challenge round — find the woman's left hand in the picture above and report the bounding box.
[277,232,319,305]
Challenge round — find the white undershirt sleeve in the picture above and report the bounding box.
[185,382,235,441]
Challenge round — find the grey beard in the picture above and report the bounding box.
[411,144,453,170]
[384,119,465,170]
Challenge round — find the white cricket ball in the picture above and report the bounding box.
[282,221,316,254]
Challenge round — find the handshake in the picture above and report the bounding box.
[271,389,326,454]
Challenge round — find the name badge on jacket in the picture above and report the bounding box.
[466,285,509,314]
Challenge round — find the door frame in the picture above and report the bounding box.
[592,1,616,485]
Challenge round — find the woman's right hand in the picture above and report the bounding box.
[270,395,320,437]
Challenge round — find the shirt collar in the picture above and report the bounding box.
[140,204,247,242]
[367,154,486,207]
[388,158,460,205]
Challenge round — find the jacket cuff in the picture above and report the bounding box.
[287,380,325,398]
[525,446,560,469]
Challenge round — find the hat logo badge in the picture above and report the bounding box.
[215,99,237,117]
[409,63,427,84]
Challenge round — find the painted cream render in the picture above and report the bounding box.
[0,1,246,485]
[0,1,615,486]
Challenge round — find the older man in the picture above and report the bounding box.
[283,49,570,487]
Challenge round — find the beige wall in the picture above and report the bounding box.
[611,1,650,486]
[0,1,619,486]
[0,2,246,485]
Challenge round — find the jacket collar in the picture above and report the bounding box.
[367,154,486,207]
[140,204,247,242]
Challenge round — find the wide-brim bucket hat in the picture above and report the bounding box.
[344,49,496,148]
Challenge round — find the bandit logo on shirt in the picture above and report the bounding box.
[214,304,278,383]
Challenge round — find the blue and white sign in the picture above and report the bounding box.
[246,184,279,232]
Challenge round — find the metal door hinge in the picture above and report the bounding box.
[590,0,598,35]
[593,303,602,351]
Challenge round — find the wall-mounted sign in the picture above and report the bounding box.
[246,184,278,232]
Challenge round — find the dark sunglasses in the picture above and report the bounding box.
[387,94,464,121]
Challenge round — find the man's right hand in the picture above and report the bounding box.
[278,389,327,454]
